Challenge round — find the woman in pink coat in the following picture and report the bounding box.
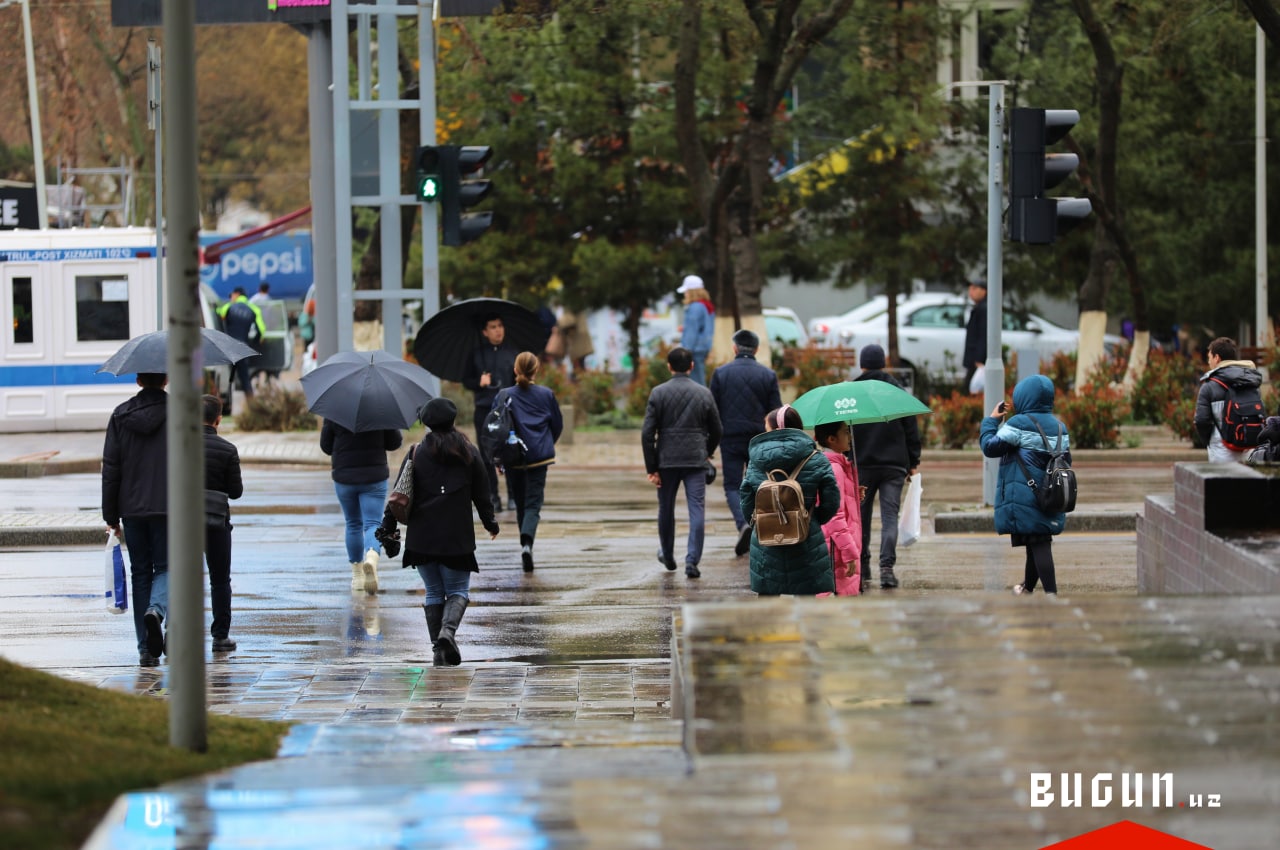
[814,421,863,596]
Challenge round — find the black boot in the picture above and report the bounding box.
[520,533,534,572]
[423,603,445,666]
[437,595,469,666]
[860,562,872,591]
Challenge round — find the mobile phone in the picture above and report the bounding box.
[997,401,1009,414]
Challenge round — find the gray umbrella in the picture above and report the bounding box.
[96,328,260,376]
[300,349,434,432]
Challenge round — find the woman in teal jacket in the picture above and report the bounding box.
[740,405,840,595]
[979,374,1071,595]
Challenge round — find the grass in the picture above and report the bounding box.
[0,659,289,850]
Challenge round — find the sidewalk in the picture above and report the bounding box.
[2,426,1273,849]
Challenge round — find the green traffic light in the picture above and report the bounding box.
[418,175,440,203]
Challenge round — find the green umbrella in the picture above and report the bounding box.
[791,380,931,427]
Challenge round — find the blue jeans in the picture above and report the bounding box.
[720,438,750,531]
[122,517,169,655]
[860,467,905,571]
[509,465,548,543]
[415,563,473,605]
[690,353,708,386]
[334,480,388,563]
[658,467,706,567]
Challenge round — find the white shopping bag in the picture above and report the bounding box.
[898,474,923,548]
[968,364,985,394]
[104,530,129,614]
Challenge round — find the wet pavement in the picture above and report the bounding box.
[2,427,1276,849]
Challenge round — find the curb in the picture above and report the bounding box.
[933,510,1139,534]
[0,527,107,547]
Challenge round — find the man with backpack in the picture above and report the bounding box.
[1194,337,1267,464]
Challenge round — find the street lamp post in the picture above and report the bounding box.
[2,0,47,227]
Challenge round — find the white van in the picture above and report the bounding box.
[0,228,230,432]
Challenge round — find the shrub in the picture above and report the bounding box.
[626,351,671,418]
[1056,386,1129,449]
[539,360,570,401]
[790,344,845,396]
[1129,350,1201,424]
[575,368,617,415]
[1044,351,1076,393]
[233,383,317,432]
[1163,396,1203,446]
[928,391,984,449]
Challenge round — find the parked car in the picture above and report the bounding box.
[810,292,1120,382]
[763,306,809,348]
[808,296,898,346]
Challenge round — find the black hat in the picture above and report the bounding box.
[732,329,759,350]
[420,397,457,429]
[859,343,886,370]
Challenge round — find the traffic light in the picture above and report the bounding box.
[438,144,494,247]
[1008,108,1092,244]
[415,146,442,203]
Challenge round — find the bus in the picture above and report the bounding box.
[0,228,232,432]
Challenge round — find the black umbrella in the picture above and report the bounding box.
[300,350,434,432]
[413,298,547,382]
[96,328,259,376]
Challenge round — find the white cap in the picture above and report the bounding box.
[677,274,704,294]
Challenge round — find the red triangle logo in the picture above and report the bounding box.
[1042,821,1214,849]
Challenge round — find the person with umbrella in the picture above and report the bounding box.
[320,418,402,595]
[462,313,519,514]
[851,344,922,590]
[101,372,171,667]
[398,398,500,666]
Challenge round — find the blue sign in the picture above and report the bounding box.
[198,231,312,302]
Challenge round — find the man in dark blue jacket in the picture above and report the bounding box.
[852,345,921,590]
[102,372,170,667]
[710,328,781,556]
[202,394,243,652]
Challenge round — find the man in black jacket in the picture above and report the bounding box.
[462,313,518,514]
[102,373,170,667]
[962,280,988,394]
[710,329,781,555]
[202,395,243,652]
[852,345,922,589]
[642,347,722,578]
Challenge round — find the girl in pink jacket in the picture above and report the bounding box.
[814,421,864,596]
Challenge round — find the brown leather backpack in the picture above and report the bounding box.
[752,449,818,547]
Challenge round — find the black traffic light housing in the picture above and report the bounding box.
[415,146,443,203]
[438,145,493,247]
[1008,108,1092,244]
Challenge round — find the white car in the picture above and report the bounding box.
[810,292,1109,381]
[763,306,809,348]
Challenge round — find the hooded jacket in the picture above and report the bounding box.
[740,428,839,595]
[102,387,169,524]
[979,375,1071,537]
[819,448,863,595]
[1194,360,1264,461]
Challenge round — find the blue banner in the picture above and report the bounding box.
[198,232,312,303]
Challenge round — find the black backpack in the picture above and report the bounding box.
[1014,419,1077,514]
[482,391,527,469]
[1210,377,1267,451]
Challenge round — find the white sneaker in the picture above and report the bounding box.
[350,562,364,592]
[361,548,380,594]
[1012,583,1033,595]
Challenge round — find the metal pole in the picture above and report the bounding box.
[308,24,339,364]
[1258,26,1270,348]
[420,0,440,397]
[378,9,403,356]
[149,40,164,328]
[332,0,355,353]
[21,0,46,227]
[983,83,1006,507]
[163,0,207,752]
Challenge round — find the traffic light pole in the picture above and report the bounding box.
[983,83,1005,507]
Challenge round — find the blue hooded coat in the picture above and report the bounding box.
[979,375,1071,538]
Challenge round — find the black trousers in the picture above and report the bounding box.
[205,520,233,640]
[1022,539,1057,594]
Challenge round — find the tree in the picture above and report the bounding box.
[672,0,855,336]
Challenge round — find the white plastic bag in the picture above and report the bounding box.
[898,474,923,548]
[104,530,129,614]
[968,364,985,394]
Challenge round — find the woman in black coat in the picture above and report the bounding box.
[397,397,499,666]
